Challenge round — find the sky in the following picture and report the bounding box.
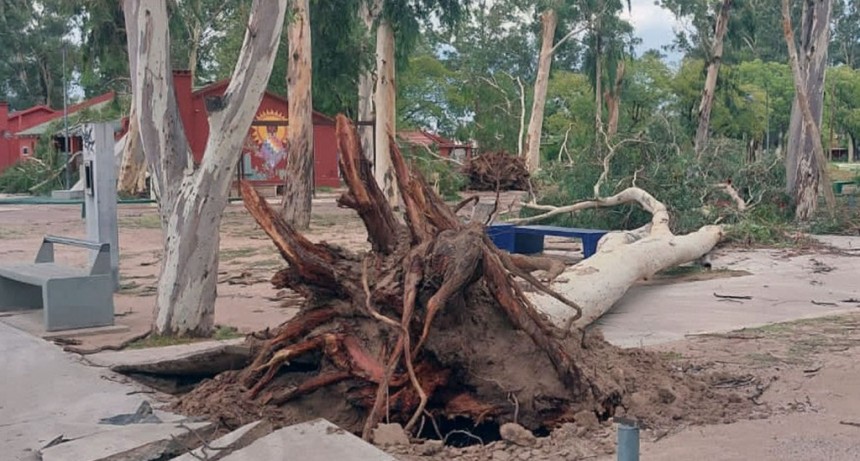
[620,0,684,64]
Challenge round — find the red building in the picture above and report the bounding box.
[0,92,115,173]
[397,130,473,163]
[172,71,340,190]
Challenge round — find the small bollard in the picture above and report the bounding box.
[615,417,639,461]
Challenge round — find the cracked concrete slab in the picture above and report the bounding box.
[219,419,396,461]
[39,421,214,461]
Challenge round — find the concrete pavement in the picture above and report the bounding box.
[0,321,149,460]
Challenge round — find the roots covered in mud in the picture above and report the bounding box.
[174,115,757,439]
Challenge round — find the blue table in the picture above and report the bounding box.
[487,223,608,258]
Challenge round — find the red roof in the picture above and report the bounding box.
[398,130,467,148]
[6,91,116,133]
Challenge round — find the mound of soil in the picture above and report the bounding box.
[173,115,763,444]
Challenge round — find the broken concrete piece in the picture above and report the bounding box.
[99,401,161,425]
[170,420,271,461]
[219,419,396,461]
[86,339,249,376]
[39,422,214,461]
[500,422,537,447]
[372,423,411,447]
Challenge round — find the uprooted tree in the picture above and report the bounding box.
[177,115,739,437]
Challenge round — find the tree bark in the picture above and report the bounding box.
[524,9,558,174]
[357,0,380,161]
[694,0,733,155]
[782,0,836,219]
[125,0,287,336]
[117,102,148,195]
[374,17,399,207]
[605,60,625,138]
[512,188,724,329]
[281,0,314,230]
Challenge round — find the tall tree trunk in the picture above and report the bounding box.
[524,9,558,173]
[357,0,379,160]
[604,61,625,138]
[117,102,147,195]
[593,18,603,145]
[694,0,733,155]
[374,18,399,207]
[281,0,314,229]
[125,0,287,336]
[782,0,835,220]
[188,24,201,84]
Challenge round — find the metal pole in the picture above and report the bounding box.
[62,45,70,189]
[616,418,639,461]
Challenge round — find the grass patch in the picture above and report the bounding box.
[119,214,162,229]
[0,227,25,239]
[220,247,260,261]
[127,325,243,349]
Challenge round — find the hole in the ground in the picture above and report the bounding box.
[417,415,503,447]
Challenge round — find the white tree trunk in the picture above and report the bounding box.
[524,9,558,173]
[694,0,732,155]
[782,0,835,219]
[125,0,287,336]
[374,18,399,207]
[357,0,380,160]
[514,188,723,329]
[117,102,147,195]
[281,0,314,229]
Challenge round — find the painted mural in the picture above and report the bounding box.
[243,109,289,182]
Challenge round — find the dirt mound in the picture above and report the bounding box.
[173,115,763,444]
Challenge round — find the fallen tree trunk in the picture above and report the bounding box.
[175,115,746,439]
[512,188,723,329]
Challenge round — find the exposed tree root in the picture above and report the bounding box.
[175,115,756,440]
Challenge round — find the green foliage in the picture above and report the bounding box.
[0,134,68,194]
[400,144,467,201]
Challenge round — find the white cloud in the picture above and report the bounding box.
[620,0,682,63]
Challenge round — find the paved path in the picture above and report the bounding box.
[598,242,860,347]
[0,322,146,460]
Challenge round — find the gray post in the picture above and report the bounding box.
[616,418,639,461]
[83,123,120,290]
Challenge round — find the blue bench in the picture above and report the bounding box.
[487,224,608,258]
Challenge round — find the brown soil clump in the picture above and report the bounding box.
[173,115,762,443]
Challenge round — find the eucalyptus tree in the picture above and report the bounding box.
[124,0,287,336]
[0,0,77,109]
[660,0,735,155]
[781,0,835,220]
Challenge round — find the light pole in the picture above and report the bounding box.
[62,44,70,189]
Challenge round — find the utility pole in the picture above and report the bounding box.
[62,44,70,189]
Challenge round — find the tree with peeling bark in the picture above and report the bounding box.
[369,1,468,207]
[781,0,836,220]
[281,0,315,229]
[176,115,739,438]
[123,0,287,336]
[659,0,734,155]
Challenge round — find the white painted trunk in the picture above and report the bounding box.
[281,0,314,229]
[125,0,287,336]
[374,18,399,207]
[516,187,723,329]
[524,9,558,173]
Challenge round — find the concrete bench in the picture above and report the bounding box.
[487,224,608,258]
[0,235,114,331]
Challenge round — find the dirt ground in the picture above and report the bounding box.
[2,191,860,460]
